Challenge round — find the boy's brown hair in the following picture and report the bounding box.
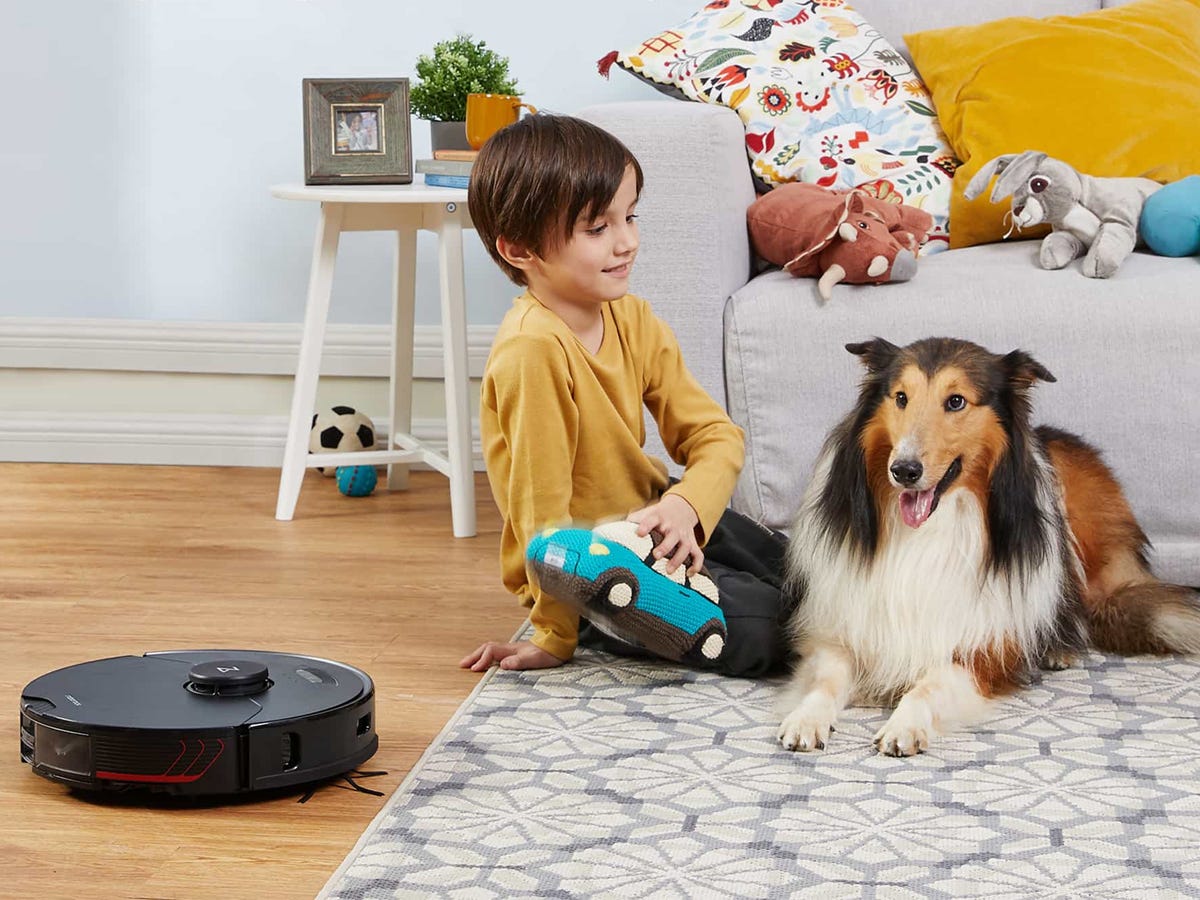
[467,114,644,286]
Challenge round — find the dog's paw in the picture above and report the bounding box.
[873,723,928,757]
[873,706,934,757]
[1040,650,1075,671]
[778,701,836,752]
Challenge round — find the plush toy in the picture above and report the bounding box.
[963,151,1162,278]
[1139,174,1200,258]
[525,521,727,664]
[747,183,934,301]
[309,405,376,477]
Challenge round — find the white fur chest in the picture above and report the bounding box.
[789,462,1064,699]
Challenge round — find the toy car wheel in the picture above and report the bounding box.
[597,569,638,609]
[693,622,726,660]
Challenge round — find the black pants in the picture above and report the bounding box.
[579,506,798,678]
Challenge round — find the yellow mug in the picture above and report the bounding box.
[466,93,538,150]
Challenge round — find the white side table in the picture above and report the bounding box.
[271,182,477,538]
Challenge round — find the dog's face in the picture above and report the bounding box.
[849,338,1054,529]
[864,361,999,528]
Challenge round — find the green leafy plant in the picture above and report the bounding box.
[409,35,519,122]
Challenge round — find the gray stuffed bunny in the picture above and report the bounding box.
[963,151,1161,278]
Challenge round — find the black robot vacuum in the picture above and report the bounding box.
[20,650,377,796]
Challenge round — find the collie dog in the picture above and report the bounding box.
[778,337,1200,757]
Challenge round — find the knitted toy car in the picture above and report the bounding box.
[525,526,727,663]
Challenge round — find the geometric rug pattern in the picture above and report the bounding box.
[320,646,1200,898]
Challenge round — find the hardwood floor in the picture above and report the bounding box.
[1,463,524,899]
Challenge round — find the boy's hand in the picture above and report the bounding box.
[459,640,567,672]
[628,493,703,576]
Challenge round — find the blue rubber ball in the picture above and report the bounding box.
[1140,175,1200,258]
[336,465,378,497]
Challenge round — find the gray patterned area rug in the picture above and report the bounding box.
[320,645,1200,899]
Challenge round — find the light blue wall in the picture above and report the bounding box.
[0,0,702,326]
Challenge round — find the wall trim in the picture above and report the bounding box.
[0,412,485,470]
[0,317,497,378]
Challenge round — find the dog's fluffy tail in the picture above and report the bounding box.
[1041,426,1200,656]
[1087,581,1200,655]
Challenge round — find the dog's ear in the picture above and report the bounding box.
[846,338,901,373]
[1002,349,1056,388]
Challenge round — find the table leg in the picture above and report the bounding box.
[387,227,417,490]
[276,202,344,521]
[436,206,477,538]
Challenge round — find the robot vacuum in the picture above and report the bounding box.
[20,650,377,796]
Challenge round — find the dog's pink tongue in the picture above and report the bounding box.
[899,489,936,528]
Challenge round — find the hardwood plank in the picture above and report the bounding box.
[1,463,523,899]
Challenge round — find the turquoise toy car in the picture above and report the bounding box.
[525,527,726,661]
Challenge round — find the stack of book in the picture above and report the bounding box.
[416,149,476,189]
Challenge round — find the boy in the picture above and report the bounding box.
[460,114,792,677]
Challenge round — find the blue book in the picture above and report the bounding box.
[423,173,470,189]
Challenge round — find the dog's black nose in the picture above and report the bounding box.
[890,459,923,486]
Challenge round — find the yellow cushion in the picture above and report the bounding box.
[906,0,1200,248]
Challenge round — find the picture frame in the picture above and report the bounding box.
[303,78,412,185]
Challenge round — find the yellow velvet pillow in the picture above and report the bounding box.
[907,0,1200,248]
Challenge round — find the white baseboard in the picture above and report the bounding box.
[0,317,496,378]
[0,412,485,469]
[0,317,494,467]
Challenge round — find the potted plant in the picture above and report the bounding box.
[410,34,519,153]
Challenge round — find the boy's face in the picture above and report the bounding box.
[523,165,640,313]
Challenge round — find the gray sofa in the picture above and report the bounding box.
[582,0,1199,586]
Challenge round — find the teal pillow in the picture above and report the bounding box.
[1140,175,1200,257]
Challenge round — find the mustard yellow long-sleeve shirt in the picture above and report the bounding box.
[480,292,745,660]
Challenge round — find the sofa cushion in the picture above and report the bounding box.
[907,0,1200,249]
[607,0,957,247]
[724,247,1200,583]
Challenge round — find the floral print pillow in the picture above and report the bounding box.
[604,0,957,251]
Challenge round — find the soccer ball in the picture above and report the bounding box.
[310,406,376,476]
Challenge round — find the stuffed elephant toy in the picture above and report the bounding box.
[963,151,1161,278]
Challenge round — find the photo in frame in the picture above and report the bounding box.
[303,79,412,185]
